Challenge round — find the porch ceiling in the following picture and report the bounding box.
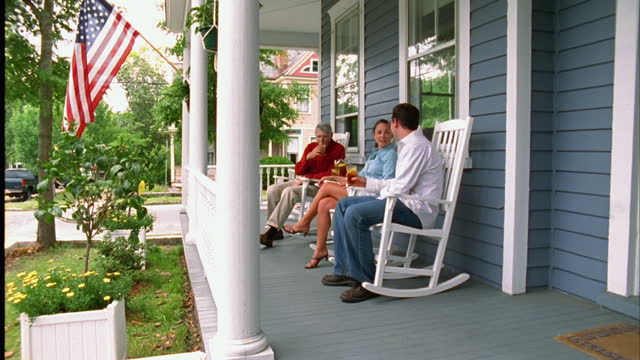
[164,0,321,49]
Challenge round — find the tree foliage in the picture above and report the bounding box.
[36,133,153,272]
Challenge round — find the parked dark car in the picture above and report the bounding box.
[5,168,38,201]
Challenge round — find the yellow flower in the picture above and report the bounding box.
[17,272,26,278]
[48,259,55,263]
[44,275,51,280]
[62,287,70,293]
[13,299,22,304]
[66,292,75,297]
[103,278,111,283]
[103,296,111,301]
[113,272,121,276]
[78,283,86,288]
[46,282,57,287]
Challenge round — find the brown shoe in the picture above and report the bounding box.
[259,232,274,247]
[321,274,358,287]
[340,284,379,303]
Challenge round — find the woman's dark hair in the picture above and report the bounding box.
[391,103,420,130]
[372,119,391,133]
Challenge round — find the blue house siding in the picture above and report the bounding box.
[320,0,338,127]
[363,0,399,154]
[549,0,615,301]
[441,0,508,288]
[528,0,555,290]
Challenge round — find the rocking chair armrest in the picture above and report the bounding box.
[273,175,294,181]
[386,193,450,206]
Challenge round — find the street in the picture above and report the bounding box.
[4,204,183,249]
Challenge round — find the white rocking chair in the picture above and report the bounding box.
[361,117,474,298]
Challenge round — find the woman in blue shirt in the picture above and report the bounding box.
[283,119,398,269]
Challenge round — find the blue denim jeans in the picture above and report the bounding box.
[332,196,422,283]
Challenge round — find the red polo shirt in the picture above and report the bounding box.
[295,140,345,179]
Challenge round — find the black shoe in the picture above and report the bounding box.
[340,284,379,303]
[272,229,284,240]
[321,274,358,287]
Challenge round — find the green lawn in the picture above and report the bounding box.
[4,242,198,358]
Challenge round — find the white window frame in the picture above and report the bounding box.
[301,59,320,74]
[296,84,312,114]
[329,0,365,159]
[399,0,469,118]
[399,0,471,168]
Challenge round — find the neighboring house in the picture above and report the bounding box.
[165,1,638,358]
[261,51,320,163]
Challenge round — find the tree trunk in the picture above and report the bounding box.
[36,0,56,249]
[84,236,92,273]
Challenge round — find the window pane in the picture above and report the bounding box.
[438,0,455,43]
[287,137,299,154]
[408,46,455,128]
[408,0,455,56]
[335,83,359,116]
[336,115,358,148]
[312,60,319,72]
[335,9,359,85]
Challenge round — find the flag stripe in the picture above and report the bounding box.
[89,24,138,99]
[91,31,137,109]
[64,0,138,137]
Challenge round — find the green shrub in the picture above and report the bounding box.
[6,266,133,317]
[259,156,294,189]
[96,232,151,274]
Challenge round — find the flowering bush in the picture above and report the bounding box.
[5,262,133,317]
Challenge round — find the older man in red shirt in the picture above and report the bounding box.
[260,123,345,247]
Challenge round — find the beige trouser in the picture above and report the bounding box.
[266,180,319,229]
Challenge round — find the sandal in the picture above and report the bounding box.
[305,255,329,269]
[283,224,308,237]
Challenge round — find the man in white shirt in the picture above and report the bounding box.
[321,103,444,303]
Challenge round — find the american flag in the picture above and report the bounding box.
[64,0,139,137]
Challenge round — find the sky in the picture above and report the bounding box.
[54,0,181,112]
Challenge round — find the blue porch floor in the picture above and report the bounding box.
[181,210,638,360]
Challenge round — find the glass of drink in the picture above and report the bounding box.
[346,165,359,185]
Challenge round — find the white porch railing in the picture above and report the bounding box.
[208,164,295,205]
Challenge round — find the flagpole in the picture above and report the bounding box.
[136,31,182,75]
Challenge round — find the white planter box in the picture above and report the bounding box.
[20,300,127,360]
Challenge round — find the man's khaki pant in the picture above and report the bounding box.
[266,180,319,229]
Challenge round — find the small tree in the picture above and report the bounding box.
[36,133,153,272]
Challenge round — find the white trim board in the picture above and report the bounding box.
[607,0,640,297]
[328,0,365,160]
[502,0,531,295]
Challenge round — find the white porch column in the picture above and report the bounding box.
[181,34,191,212]
[186,0,209,243]
[188,0,208,176]
[503,0,531,295]
[210,0,273,359]
[607,0,640,297]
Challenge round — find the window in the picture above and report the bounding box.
[406,0,456,128]
[330,0,362,152]
[207,152,215,166]
[301,60,319,74]
[296,85,311,113]
[287,136,300,163]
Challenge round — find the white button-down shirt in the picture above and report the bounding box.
[365,129,444,228]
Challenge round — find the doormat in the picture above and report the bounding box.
[555,323,639,360]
